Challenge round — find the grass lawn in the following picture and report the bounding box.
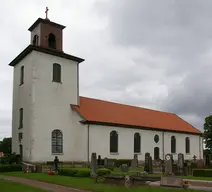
[0,178,47,192]
[1,172,201,192]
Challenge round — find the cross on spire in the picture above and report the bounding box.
[45,7,49,19]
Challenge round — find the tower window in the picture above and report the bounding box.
[20,66,24,85]
[33,35,39,46]
[53,63,61,83]
[18,132,23,142]
[19,108,23,129]
[48,33,56,49]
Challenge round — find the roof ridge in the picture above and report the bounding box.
[79,95,174,115]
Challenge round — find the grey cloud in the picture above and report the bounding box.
[93,0,212,130]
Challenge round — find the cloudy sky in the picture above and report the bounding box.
[1,0,212,139]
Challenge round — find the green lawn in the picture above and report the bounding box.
[112,167,212,181]
[1,172,201,192]
[0,178,47,192]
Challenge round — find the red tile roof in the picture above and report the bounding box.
[71,96,202,135]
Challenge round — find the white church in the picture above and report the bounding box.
[10,15,203,163]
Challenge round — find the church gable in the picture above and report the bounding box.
[71,96,202,135]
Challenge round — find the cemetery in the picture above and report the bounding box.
[1,152,212,191]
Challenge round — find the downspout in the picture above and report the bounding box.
[162,132,165,160]
[199,136,201,159]
[87,124,90,164]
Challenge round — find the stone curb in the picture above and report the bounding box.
[149,181,212,191]
[188,185,212,191]
[186,179,212,183]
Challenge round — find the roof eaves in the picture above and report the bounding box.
[82,120,202,135]
[28,18,66,31]
[9,45,85,67]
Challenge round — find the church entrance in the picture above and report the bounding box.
[154,147,160,160]
[19,144,23,161]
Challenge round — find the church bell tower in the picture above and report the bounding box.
[10,8,84,162]
[28,7,66,52]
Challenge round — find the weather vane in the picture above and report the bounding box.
[45,7,49,19]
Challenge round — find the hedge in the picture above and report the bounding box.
[114,159,131,167]
[0,164,22,173]
[58,168,111,177]
[193,169,212,177]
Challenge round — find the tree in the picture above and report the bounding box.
[204,115,212,150]
[0,137,12,154]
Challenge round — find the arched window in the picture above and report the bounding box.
[154,134,159,143]
[110,131,118,153]
[171,136,176,153]
[48,33,56,49]
[154,147,160,160]
[185,137,190,154]
[33,35,39,46]
[52,130,63,154]
[134,133,141,153]
[53,63,61,83]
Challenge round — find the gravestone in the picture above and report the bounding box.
[97,155,101,166]
[193,155,197,162]
[165,154,173,175]
[35,164,42,173]
[90,153,97,177]
[104,157,108,167]
[125,175,133,188]
[160,176,183,188]
[149,156,153,174]
[54,156,59,171]
[144,153,153,173]
[161,160,165,174]
[205,154,210,168]
[187,161,192,175]
[177,153,184,175]
[197,159,204,169]
[131,154,138,169]
[120,164,129,172]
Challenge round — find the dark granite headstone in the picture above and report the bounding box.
[120,164,129,172]
[149,156,153,174]
[165,154,173,175]
[177,153,184,175]
[144,152,150,172]
[90,153,97,177]
[197,159,205,169]
[131,154,138,169]
[97,155,101,166]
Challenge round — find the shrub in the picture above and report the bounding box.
[74,169,90,177]
[97,168,111,176]
[0,164,22,173]
[193,169,212,177]
[58,168,78,176]
[115,159,131,167]
[58,168,111,177]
